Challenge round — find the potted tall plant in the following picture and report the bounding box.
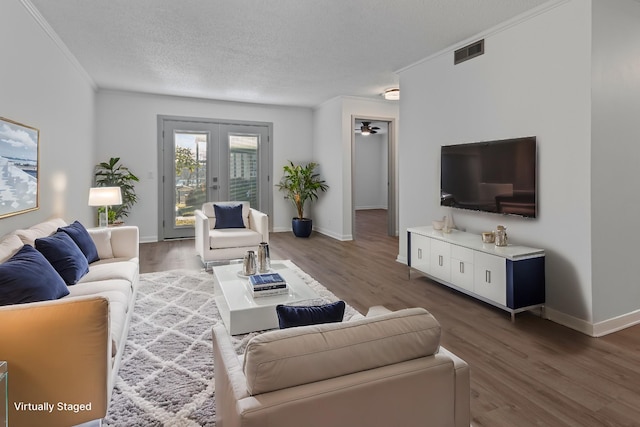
[94,157,139,224]
[276,161,329,237]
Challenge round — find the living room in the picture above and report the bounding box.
[2,0,640,426]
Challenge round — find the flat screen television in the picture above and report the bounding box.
[440,136,537,218]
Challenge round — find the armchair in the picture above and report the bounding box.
[212,307,470,427]
[195,202,268,267]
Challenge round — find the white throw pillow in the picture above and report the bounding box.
[91,229,114,259]
[0,235,24,264]
[13,218,67,246]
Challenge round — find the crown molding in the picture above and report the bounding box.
[20,0,97,90]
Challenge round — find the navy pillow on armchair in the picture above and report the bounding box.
[214,203,245,229]
[276,301,346,329]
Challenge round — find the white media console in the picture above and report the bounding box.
[407,226,545,320]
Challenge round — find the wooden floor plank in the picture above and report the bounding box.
[140,209,640,426]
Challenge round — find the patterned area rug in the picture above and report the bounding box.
[104,262,357,426]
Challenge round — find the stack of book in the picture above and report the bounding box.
[249,272,289,298]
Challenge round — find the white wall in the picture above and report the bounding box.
[314,96,399,240]
[354,132,388,210]
[312,97,344,238]
[0,0,96,238]
[398,1,595,327]
[96,90,313,241]
[591,0,640,326]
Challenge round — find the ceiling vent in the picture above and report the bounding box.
[454,39,484,65]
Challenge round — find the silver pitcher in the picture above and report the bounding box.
[242,250,257,276]
[257,242,271,273]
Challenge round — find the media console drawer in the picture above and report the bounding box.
[407,226,545,320]
[473,252,507,306]
[450,245,474,292]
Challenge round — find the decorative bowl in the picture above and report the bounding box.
[432,220,445,230]
[481,232,495,243]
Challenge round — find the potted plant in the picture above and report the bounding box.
[94,157,139,224]
[276,161,329,237]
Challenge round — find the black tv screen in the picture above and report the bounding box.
[440,136,537,218]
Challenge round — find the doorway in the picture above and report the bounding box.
[158,116,272,240]
[352,116,397,239]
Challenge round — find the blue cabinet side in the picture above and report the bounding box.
[506,257,545,309]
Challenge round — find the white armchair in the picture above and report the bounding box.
[195,202,268,267]
[212,307,471,427]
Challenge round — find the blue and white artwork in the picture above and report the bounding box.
[0,117,39,218]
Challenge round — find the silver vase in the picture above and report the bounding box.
[242,250,257,276]
[257,242,271,273]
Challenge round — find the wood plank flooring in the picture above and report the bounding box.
[140,209,640,427]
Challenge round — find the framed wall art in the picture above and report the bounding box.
[0,117,39,218]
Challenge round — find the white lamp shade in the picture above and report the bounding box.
[88,187,123,206]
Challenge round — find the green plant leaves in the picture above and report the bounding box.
[276,161,328,219]
[94,157,139,222]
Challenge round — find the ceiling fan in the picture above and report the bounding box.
[356,122,380,136]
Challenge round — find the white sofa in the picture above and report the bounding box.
[195,201,268,266]
[212,306,470,427]
[0,218,139,427]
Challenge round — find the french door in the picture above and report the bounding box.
[159,117,271,240]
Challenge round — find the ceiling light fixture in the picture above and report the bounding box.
[383,88,400,101]
[358,122,380,136]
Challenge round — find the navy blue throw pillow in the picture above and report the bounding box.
[35,232,89,285]
[214,203,245,229]
[58,220,99,263]
[276,301,346,329]
[0,245,69,306]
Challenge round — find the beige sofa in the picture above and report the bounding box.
[212,306,470,427]
[0,218,139,427]
[195,201,268,267]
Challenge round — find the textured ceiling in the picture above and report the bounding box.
[29,0,549,107]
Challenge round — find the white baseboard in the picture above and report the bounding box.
[140,235,158,243]
[313,226,352,241]
[543,307,594,336]
[355,206,388,210]
[543,306,640,337]
[592,308,640,337]
[271,226,352,241]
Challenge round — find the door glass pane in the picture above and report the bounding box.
[174,132,207,227]
[229,134,258,207]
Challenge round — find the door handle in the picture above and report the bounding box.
[211,185,219,190]
[485,270,491,283]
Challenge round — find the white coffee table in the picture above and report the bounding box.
[213,260,320,335]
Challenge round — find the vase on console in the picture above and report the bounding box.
[443,213,455,233]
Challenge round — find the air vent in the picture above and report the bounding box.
[454,39,484,65]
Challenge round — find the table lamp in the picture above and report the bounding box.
[88,187,123,227]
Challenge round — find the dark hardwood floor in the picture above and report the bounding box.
[140,209,640,427]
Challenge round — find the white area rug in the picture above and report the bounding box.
[104,261,356,426]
